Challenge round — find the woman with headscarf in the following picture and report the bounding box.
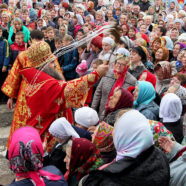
[43,117,80,174]
[64,138,103,186]
[8,127,67,186]
[171,47,186,72]
[82,110,170,186]
[95,10,105,25]
[170,42,186,62]
[8,17,30,45]
[103,87,133,126]
[98,37,116,71]
[91,56,136,120]
[154,47,169,65]
[133,81,159,120]
[154,61,172,97]
[162,36,174,60]
[159,93,184,143]
[92,122,115,164]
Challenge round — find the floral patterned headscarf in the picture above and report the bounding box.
[154,61,172,80]
[68,138,103,181]
[9,127,61,186]
[93,122,114,153]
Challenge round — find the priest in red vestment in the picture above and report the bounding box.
[20,41,109,150]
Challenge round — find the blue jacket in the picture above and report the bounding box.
[0,37,9,68]
[136,101,159,121]
[62,49,79,80]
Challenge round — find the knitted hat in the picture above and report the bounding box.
[102,37,115,47]
[132,46,147,63]
[49,117,80,139]
[26,41,56,68]
[92,36,102,49]
[76,60,88,76]
[75,107,99,128]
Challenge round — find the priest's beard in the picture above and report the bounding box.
[42,66,63,80]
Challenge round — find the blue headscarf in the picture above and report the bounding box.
[163,36,173,50]
[134,81,156,108]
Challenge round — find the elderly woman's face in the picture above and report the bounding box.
[96,12,103,21]
[155,48,164,60]
[173,44,180,57]
[102,42,112,53]
[15,11,21,18]
[155,68,164,80]
[14,21,22,31]
[114,58,128,74]
[177,50,185,61]
[175,22,182,30]
[108,88,122,109]
[130,51,141,64]
[170,29,179,40]
[64,146,71,170]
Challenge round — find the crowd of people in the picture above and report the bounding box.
[0,0,186,185]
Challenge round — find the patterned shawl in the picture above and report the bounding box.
[92,122,114,153]
[154,61,172,80]
[9,127,61,186]
[67,138,103,181]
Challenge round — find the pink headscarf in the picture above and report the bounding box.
[9,127,61,186]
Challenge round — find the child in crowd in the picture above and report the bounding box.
[54,35,63,67]
[45,26,56,52]
[41,26,48,40]
[9,32,26,70]
[62,34,79,80]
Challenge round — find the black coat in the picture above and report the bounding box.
[82,146,170,186]
[43,142,67,174]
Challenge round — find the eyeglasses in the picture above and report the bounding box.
[115,62,125,66]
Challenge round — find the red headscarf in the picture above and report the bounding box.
[139,70,157,88]
[105,59,129,110]
[65,138,103,181]
[9,127,61,186]
[105,88,133,115]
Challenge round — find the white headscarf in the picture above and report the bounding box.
[113,110,154,161]
[49,117,80,139]
[87,14,95,23]
[76,14,84,25]
[159,93,182,123]
[116,47,130,57]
